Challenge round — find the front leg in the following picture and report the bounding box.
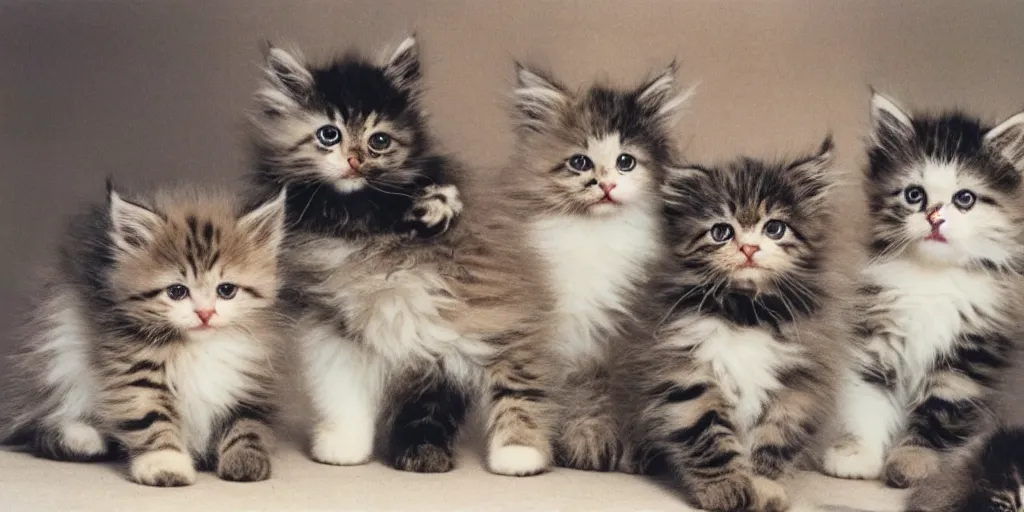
[554,365,622,472]
[401,184,463,239]
[748,364,830,480]
[382,367,470,473]
[215,401,276,482]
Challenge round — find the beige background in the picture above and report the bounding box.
[1,0,1022,416]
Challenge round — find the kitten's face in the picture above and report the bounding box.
[512,65,689,216]
[107,189,285,339]
[664,141,834,292]
[867,93,1024,269]
[251,38,426,194]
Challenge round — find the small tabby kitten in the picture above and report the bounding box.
[508,63,687,470]
[249,37,558,476]
[624,140,844,512]
[1,185,287,486]
[823,94,1024,489]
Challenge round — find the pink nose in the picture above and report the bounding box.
[740,244,760,259]
[195,309,215,324]
[927,208,945,227]
[599,182,616,194]
[347,156,361,171]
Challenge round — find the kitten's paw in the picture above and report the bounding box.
[822,441,884,480]
[218,446,272,482]
[310,424,373,466]
[487,444,549,476]
[882,445,940,489]
[554,421,621,471]
[405,184,462,238]
[60,422,107,458]
[750,476,791,512]
[388,443,455,473]
[130,449,196,487]
[752,446,790,480]
[688,471,754,511]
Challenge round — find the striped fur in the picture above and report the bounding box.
[622,141,849,511]
[1,186,287,486]
[824,94,1024,489]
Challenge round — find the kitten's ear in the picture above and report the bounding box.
[261,44,314,109]
[984,111,1024,172]
[238,188,287,252]
[383,36,421,97]
[636,62,694,128]
[513,63,571,133]
[108,188,163,253]
[870,91,915,144]
[788,135,836,204]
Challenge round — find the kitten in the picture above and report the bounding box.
[623,140,845,512]
[507,63,688,471]
[0,185,287,486]
[822,93,1024,489]
[249,37,558,476]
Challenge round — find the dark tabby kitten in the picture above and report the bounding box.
[1,185,286,486]
[249,38,558,476]
[623,140,846,512]
[823,94,1024,490]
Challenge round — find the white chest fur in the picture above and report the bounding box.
[530,206,660,365]
[669,317,805,436]
[165,332,268,455]
[863,260,1004,396]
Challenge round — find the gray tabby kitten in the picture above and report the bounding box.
[823,94,1024,490]
[1,185,287,486]
[249,37,558,476]
[507,63,688,471]
[624,140,846,512]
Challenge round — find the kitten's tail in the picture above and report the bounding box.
[0,412,36,447]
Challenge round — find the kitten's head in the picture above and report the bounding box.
[664,138,835,297]
[511,63,691,216]
[105,186,286,340]
[866,92,1024,269]
[251,37,431,195]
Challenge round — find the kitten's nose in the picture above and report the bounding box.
[740,244,760,259]
[599,182,616,194]
[927,206,945,227]
[347,155,361,172]
[195,309,215,324]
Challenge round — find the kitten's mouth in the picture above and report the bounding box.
[596,196,617,205]
[925,231,947,243]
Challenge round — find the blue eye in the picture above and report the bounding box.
[763,220,787,240]
[368,133,391,151]
[166,285,189,301]
[952,189,976,210]
[568,154,594,172]
[616,154,636,172]
[315,125,342,146]
[216,283,238,300]
[710,223,733,242]
[904,186,925,205]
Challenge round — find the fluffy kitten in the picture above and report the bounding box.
[822,94,1024,489]
[507,63,688,470]
[1,185,287,486]
[249,37,558,476]
[624,140,845,512]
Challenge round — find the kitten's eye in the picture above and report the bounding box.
[315,125,342,147]
[952,189,976,210]
[616,154,637,172]
[568,154,594,172]
[764,220,787,240]
[166,284,189,301]
[368,132,391,151]
[216,283,238,300]
[904,186,926,205]
[710,223,734,243]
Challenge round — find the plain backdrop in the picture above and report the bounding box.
[1,0,1023,418]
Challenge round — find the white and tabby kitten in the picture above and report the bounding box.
[823,93,1024,490]
[1,185,287,486]
[507,63,689,470]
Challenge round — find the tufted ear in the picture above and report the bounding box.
[382,36,421,97]
[787,135,836,207]
[636,62,694,129]
[512,63,571,134]
[870,91,915,147]
[238,187,287,253]
[108,187,164,254]
[257,44,314,115]
[984,110,1024,172]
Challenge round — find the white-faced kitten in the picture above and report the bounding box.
[506,63,690,470]
[823,93,1024,490]
[1,185,287,486]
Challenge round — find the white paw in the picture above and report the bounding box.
[407,185,462,229]
[60,422,106,456]
[487,445,549,476]
[823,443,884,480]
[130,449,196,487]
[310,424,373,466]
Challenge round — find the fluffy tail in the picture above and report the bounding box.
[906,426,1024,512]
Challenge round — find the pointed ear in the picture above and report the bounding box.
[984,111,1024,171]
[788,135,836,205]
[259,44,314,113]
[108,189,163,253]
[238,188,287,252]
[636,62,694,128]
[870,91,915,144]
[513,63,571,134]
[383,36,421,97]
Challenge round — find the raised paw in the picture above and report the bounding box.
[688,471,755,511]
[554,421,621,471]
[750,476,791,512]
[388,443,455,473]
[487,444,549,477]
[218,446,272,482]
[130,449,197,487]
[405,184,462,238]
[882,445,940,489]
[822,441,884,480]
[310,423,373,466]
